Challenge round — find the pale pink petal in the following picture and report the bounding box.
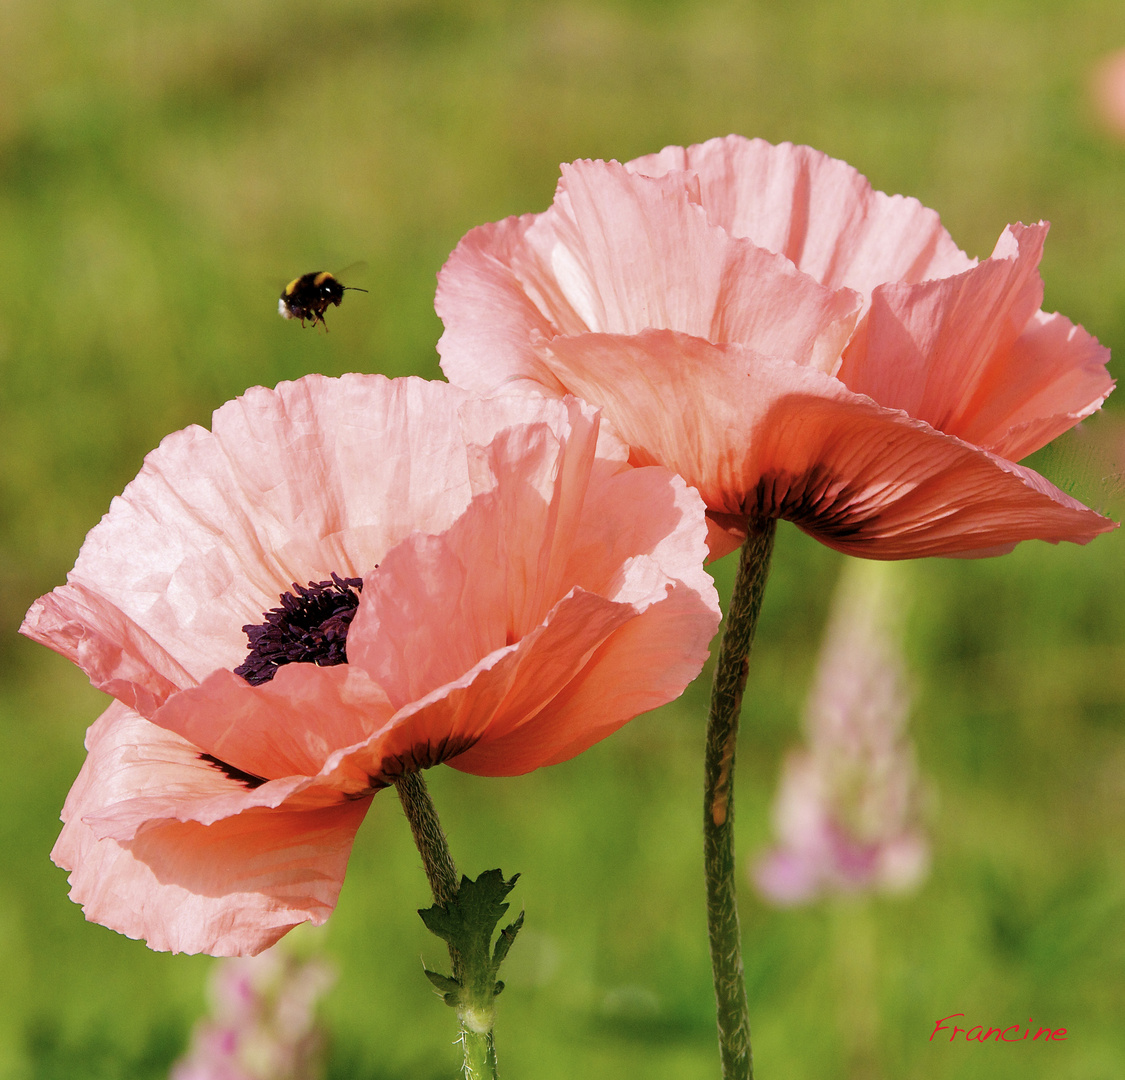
[438,159,862,384]
[450,465,719,774]
[537,329,1114,557]
[20,376,538,712]
[453,561,718,775]
[345,518,645,778]
[753,848,821,905]
[20,586,194,717]
[538,330,794,513]
[539,160,860,368]
[344,431,717,777]
[150,665,396,787]
[347,399,603,706]
[948,310,1114,460]
[626,135,975,297]
[463,399,605,638]
[351,585,642,781]
[63,705,312,843]
[54,804,368,956]
[836,223,1101,448]
[434,214,572,395]
[51,703,370,955]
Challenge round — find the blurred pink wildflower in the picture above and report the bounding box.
[753,560,929,904]
[22,374,719,955]
[171,940,335,1080]
[436,135,1114,561]
[1091,48,1125,141]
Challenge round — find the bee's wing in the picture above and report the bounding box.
[333,261,369,287]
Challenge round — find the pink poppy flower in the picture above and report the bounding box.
[22,374,719,955]
[435,135,1115,560]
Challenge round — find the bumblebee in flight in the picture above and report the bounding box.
[278,271,367,329]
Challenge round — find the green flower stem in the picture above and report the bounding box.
[460,1026,500,1079]
[703,518,777,1080]
[396,771,459,908]
[396,771,500,1080]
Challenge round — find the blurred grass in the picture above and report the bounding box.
[2,0,1125,1077]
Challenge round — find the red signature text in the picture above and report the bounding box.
[930,1014,1067,1043]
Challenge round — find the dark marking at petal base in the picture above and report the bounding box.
[746,465,875,539]
[374,734,480,785]
[235,573,366,686]
[200,752,268,789]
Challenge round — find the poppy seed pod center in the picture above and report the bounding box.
[234,574,365,686]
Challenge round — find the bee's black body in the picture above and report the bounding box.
[279,271,365,329]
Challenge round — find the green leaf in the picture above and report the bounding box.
[423,968,462,998]
[417,869,524,1014]
[492,910,524,970]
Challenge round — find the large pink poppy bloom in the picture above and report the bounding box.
[435,135,1115,560]
[22,375,719,955]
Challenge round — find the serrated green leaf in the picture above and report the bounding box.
[492,910,524,969]
[418,904,458,944]
[417,868,523,1015]
[423,968,461,996]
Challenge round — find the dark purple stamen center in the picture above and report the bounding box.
[234,573,365,686]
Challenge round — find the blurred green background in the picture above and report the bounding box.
[3,0,1125,1077]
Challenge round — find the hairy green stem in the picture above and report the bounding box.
[460,1026,500,1079]
[396,771,460,909]
[703,519,777,1080]
[396,772,500,1080]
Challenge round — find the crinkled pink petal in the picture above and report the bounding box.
[945,309,1114,461]
[453,566,718,775]
[433,214,573,396]
[351,583,643,780]
[22,378,612,716]
[437,138,1114,562]
[450,467,719,774]
[838,223,1111,450]
[344,423,717,776]
[20,586,195,717]
[348,401,606,699]
[539,160,860,367]
[68,706,312,844]
[626,135,976,297]
[149,664,396,787]
[464,402,605,641]
[437,159,862,385]
[52,702,370,955]
[20,376,505,711]
[537,329,1114,557]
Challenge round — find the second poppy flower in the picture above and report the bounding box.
[435,135,1115,559]
[23,375,720,955]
